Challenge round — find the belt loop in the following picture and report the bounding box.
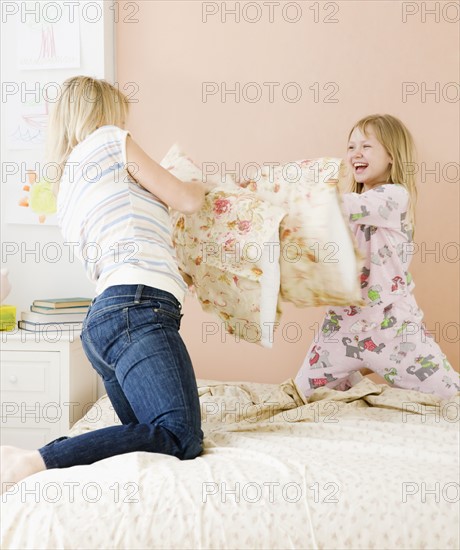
[134,284,144,304]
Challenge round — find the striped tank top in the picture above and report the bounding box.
[57,125,187,304]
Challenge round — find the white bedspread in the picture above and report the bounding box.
[1,378,459,549]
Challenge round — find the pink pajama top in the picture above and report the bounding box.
[330,183,423,335]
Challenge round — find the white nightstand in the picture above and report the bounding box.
[0,329,98,449]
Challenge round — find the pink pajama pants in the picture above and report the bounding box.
[295,321,460,399]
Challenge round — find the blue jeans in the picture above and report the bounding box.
[38,285,203,469]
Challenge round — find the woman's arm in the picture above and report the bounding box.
[126,136,210,214]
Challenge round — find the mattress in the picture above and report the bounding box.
[1,377,459,549]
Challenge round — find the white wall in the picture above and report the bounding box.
[1,1,114,313]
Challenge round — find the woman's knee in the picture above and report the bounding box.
[162,422,203,460]
[180,435,203,460]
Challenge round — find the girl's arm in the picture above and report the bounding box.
[341,184,408,230]
[126,136,210,214]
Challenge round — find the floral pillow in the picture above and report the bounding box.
[235,159,364,307]
[161,145,286,348]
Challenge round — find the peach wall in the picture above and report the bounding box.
[116,0,459,382]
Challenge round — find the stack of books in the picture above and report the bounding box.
[19,297,92,332]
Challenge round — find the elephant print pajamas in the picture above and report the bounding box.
[295,184,460,399]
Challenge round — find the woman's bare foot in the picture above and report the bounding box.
[1,446,46,493]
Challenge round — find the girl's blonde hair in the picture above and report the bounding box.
[344,114,417,235]
[46,76,129,190]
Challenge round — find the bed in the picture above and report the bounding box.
[1,377,459,550]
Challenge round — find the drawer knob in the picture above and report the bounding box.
[8,375,18,384]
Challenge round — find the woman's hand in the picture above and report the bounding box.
[178,268,196,293]
[201,178,218,194]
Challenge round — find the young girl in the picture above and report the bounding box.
[295,114,460,399]
[1,76,210,487]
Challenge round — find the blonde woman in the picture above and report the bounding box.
[295,114,460,398]
[2,76,210,486]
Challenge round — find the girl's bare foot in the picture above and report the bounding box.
[359,368,373,376]
[1,446,46,493]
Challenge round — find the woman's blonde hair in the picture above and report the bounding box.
[46,76,129,190]
[344,114,417,235]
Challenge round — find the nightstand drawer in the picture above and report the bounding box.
[0,418,61,449]
[0,351,60,418]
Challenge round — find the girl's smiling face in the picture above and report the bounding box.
[347,126,393,190]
